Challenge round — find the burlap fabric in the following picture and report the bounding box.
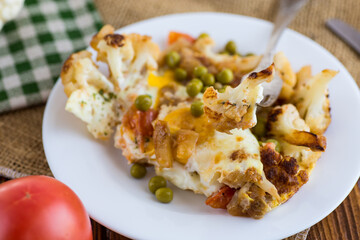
[1,0,359,239]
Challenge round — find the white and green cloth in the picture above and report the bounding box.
[0,0,102,113]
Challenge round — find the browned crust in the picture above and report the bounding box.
[260,143,308,196]
[229,149,248,162]
[245,167,262,182]
[267,107,283,124]
[221,167,262,189]
[248,63,274,82]
[104,34,125,48]
[284,130,327,151]
[90,24,115,50]
[204,106,222,121]
[60,50,93,97]
[227,184,272,219]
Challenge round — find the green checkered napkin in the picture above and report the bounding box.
[0,0,102,113]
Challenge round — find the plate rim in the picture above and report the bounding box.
[43,11,360,240]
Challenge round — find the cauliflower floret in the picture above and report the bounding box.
[267,104,326,152]
[293,68,338,134]
[279,140,322,171]
[90,25,160,91]
[203,64,275,133]
[61,51,114,97]
[65,87,118,140]
[126,33,160,72]
[0,0,24,30]
[274,52,296,101]
[61,51,119,140]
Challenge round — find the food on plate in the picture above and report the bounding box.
[155,187,173,203]
[130,163,147,179]
[0,176,92,240]
[149,176,167,194]
[61,25,337,219]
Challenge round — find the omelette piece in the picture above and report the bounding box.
[264,104,326,201]
[203,64,275,133]
[155,104,279,201]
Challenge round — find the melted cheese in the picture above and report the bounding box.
[155,104,279,199]
[147,70,175,88]
[163,107,214,143]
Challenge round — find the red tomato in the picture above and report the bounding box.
[0,176,92,240]
[205,186,236,209]
[168,31,195,44]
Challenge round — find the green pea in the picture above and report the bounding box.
[191,101,204,117]
[216,69,234,84]
[135,95,152,111]
[186,78,203,97]
[252,117,267,138]
[218,85,228,93]
[149,176,167,194]
[201,73,215,86]
[201,86,207,93]
[165,51,181,68]
[174,68,187,81]
[130,163,147,179]
[193,66,208,78]
[245,53,255,57]
[225,41,237,55]
[214,82,223,90]
[198,33,209,39]
[266,139,282,153]
[155,187,173,203]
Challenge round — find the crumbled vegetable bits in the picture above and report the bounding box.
[98,89,116,102]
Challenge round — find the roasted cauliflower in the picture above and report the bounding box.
[267,104,326,151]
[203,64,275,133]
[90,24,160,91]
[293,67,338,134]
[274,52,297,101]
[61,50,118,140]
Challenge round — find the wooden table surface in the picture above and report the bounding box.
[0,177,358,239]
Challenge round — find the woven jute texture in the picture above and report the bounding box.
[0,0,359,239]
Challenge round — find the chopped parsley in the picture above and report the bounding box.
[98,89,116,102]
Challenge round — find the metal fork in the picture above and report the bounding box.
[255,0,308,107]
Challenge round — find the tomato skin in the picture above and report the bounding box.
[205,186,236,209]
[0,176,92,240]
[123,106,158,151]
[168,31,195,44]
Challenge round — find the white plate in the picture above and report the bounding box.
[43,12,360,240]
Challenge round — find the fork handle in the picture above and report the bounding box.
[257,0,308,70]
